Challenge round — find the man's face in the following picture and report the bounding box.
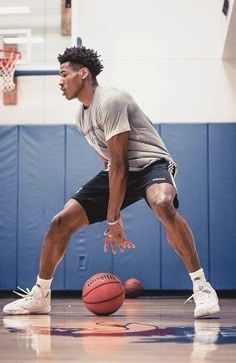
[59,62,83,100]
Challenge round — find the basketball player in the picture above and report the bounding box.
[3,46,220,318]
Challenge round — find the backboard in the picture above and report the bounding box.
[0,28,31,65]
[0,1,72,71]
[0,1,72,104]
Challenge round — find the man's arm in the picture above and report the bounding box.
[97,152,109,169]
[106,131,129,223]
[103,130,135,253]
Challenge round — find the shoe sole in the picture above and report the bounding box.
[3,307,51,315]
[3,311,50,315]
[194,306,220,318]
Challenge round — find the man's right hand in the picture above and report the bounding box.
[103,218,135,254]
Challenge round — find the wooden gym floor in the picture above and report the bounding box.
[0,295,236,363]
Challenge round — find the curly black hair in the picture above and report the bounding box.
[57,46,104,78]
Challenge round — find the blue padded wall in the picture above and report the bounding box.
[209,124,236,289]
[0,126,18,289]
[160,124,209,289]
[64,125,113,290]
[0,123,235,291]
[17,126,65,289]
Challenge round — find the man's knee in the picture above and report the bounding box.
[48,212,72,238]
[48,200,88,238]
[151,194,176,221]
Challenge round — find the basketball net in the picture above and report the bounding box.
[0,50,21,92]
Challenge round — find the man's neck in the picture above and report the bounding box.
[79,83,98,108]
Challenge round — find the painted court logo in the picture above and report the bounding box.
[4,318,236,345]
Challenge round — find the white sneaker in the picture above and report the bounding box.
[184,282,220,318]
[3,285,51,315]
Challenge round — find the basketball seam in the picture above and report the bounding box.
[83,290,125,305]
[82,281,123,298]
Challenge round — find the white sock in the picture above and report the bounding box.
[189,268,206,285]
[36,275,53,291]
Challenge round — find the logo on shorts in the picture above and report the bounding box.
[152,178,166,181]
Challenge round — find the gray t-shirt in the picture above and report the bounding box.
[75,86,175,171]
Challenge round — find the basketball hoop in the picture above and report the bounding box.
[0,49,21,92]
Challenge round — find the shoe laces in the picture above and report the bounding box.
[184,285,212,305]
[13,286,32,298]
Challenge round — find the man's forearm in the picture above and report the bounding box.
[107,163,128,222]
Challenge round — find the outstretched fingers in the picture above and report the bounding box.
[104,231,117,254]
[103,229,135,254]
[119,240,135,252]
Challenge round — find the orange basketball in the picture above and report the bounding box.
[124,278,144,298]
[82,272,125,316]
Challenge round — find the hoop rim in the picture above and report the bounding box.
[0,48,21,54]
[0,49,21,60]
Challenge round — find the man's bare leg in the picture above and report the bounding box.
[39,199,89,279]
[3,199,89,315]
[146,183,220,318]
[146,183,201,272]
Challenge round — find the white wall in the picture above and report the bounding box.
[0,0,236,124]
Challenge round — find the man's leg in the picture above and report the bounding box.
[39,199,89,279]
[146,183,220,318]
[3,199,89,315]
[147,183,201,272]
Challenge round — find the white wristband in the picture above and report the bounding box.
[107,219,119,226]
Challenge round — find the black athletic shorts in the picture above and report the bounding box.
[72,159,179,224]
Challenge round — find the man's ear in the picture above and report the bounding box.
[79,67,89,79]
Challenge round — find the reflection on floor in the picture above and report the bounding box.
[0,297,236,362]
